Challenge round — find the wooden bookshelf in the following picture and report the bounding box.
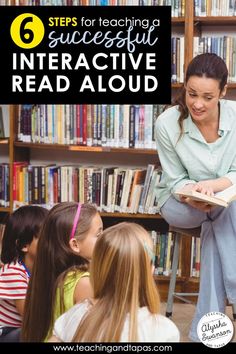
[3,0,236,301]
[0,207,10,213]
[172,17,185,25]
[14,142,157,155]
[195,16,236,26]
[100,212,163,219]
[0,138,9,145]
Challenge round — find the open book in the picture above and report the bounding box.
[175,184,236,208]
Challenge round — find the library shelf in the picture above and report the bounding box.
[14,142,157,155]
[0,138,9,145]
[0,207,10,213]
[195,16,236,26]
[100,212,163,219]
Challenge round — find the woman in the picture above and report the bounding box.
[155,53,236,341]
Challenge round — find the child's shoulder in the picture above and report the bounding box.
[53,300,91,342]
[0,261,29,290]
[155,314,180,341]
[137,308,180,342]
[0,261,27,277]
[64,269,89,285]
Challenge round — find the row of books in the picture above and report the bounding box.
[194,36,236,83]
[1,0,185,17]
[18,104,164,149]
[152,231,179,276]
[190,236,201,278]
[194,0,236,16]
[171,37,184,83]
[4,0,236,17]
[13,162,162,214]
[0,225,179,277]
[151,231,181,276]
[0,107,5,138]
[172,35,236,84]
[0,164,9,208]
[0,215,199,278]
[154,231,200,278]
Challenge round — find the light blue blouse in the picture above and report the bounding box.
[155,99,236,209]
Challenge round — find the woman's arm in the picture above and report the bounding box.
[155,117,196,193]
[193,177,232,194]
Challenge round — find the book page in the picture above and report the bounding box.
[175,190,228,207]
[215,184,236,202]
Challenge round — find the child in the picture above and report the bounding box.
[0,205,48,342]
[21,202,103,342]
[49,222,180,342]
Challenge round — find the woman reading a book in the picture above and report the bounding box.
[155,53,236,342]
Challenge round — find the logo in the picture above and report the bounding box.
[10,13,45,49]
[197,312,234,348]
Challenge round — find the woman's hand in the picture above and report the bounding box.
[191,182,214,196]
[179,182,214,212]
[181,197,213,212]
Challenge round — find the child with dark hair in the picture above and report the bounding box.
[21,202,103,342]
[0,205,48,342]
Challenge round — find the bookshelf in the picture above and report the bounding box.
[1,0,236,301]
[0,139,9,145]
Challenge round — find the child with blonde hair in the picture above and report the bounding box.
[21,202,103,342]
[50,222,180,342]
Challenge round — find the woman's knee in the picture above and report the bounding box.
[161,197,206,228]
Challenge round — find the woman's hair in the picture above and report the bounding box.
[1,205,48,264]
[21,202,98,342]
[73,222,160,342]
[173,53,228,138]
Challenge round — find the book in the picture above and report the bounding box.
[0,106,4,138]
[175,184,236,208]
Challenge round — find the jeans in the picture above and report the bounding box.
[0,327,21,342]
[161,196,236,342]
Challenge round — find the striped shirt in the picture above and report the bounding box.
[0,261,29,328]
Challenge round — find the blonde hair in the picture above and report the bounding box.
[73,222,160,342]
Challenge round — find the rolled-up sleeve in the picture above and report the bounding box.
[223,171,236,186]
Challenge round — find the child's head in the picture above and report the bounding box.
[36,202,103,274]
[1,205,48,264]
[91,221,158,310]
[73,222,160,342]
[68,203,103,261]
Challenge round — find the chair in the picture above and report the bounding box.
[166,225,236,320]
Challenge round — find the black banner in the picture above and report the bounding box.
[0,6,171,104]
[0,341,235,353]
